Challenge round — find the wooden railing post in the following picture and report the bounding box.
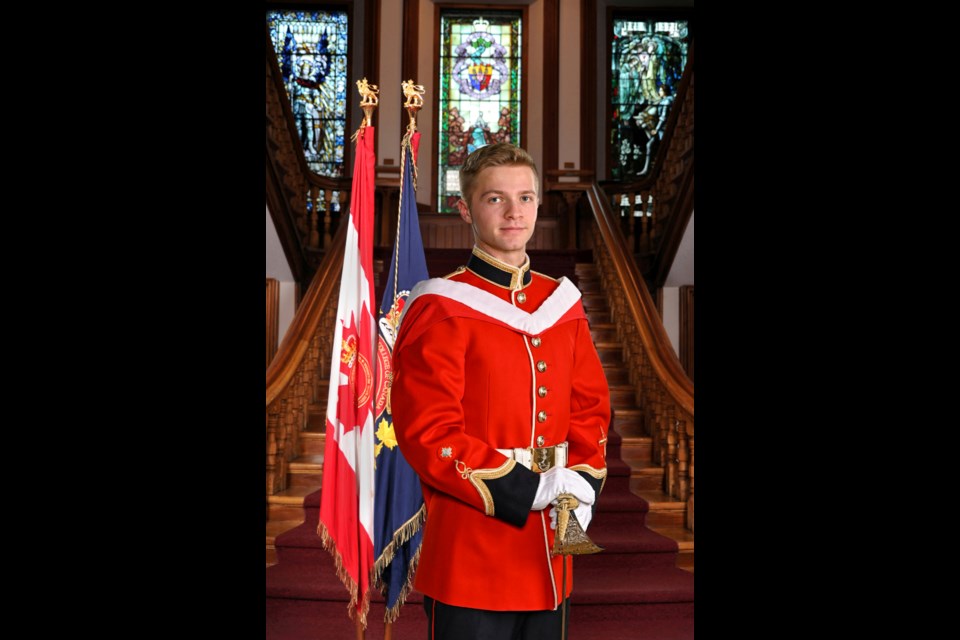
[266,409,281,494]
[308,185,321,249]
[686,421,694,532]
[676,416,689,504]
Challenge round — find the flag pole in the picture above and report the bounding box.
[356,77,379,640]
[319,75,379,638]
[384,78,425,640]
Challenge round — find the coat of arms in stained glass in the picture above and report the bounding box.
[438,12,522,213]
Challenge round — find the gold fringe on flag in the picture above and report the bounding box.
[317,520,371,628]
[370,505,427,623]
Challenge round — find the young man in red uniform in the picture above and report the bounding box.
[392,143,610,639]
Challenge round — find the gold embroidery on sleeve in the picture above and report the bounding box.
[455,458,517,516]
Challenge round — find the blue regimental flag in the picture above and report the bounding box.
[372,130,429,622]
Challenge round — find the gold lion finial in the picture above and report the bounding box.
[402,79,425,132]
[355,77,379,128]
[356,77,379,106]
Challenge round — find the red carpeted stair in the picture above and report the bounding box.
[267,426,693,639]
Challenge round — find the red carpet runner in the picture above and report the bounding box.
[267,423,694,639]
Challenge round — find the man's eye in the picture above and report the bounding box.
[520,195,534,203]
[488,196,503,204]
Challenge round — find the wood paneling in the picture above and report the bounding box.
[542,0,559,181]
[266,279,280,369]
[680,285,693,382]
[402,0,419,142]
[580,0,596,172]
[415,214,563,250]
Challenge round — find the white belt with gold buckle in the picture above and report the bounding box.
[496,442,568,472]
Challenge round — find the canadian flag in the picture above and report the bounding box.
[318,124,376,626]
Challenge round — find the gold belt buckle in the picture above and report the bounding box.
[532,446,555,473]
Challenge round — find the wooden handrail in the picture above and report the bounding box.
[265,217,348,495]
[566,179,694,530]
[583,182,693,415]
[267,218,348,407]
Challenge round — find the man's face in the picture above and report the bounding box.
[457,164,539,267]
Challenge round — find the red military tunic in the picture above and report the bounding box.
[391,247,610,611]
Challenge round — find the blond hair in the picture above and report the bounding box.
[458,143,540,206]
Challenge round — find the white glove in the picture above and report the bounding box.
[531,467,595,511]
[549,501,593,533]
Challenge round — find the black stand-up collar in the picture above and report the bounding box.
[466,246,532,290]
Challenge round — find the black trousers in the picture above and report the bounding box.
[423,595,569,640]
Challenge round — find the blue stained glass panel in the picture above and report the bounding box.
[267,10,349,178]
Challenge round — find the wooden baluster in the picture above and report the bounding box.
[292,369,306,460]
[647,381,658,465]
[647,193,656,251]
[266,409,281,494]
[642,358,655,439]
[654,387,667,473]
[637,191,648,254]
[320,305,334,379]
[323,189,334,248]
[686,421,694,532]
[627,340,636,388]
[337,191,343,238]
[287,374,300,467]
[562,192,580,249]
[610,197,618,249]
[664,403,677,498]
[279,396,292,491]
[339,189,350,236]
[676,415,689,504]
[307,342,318,405]
[306,185,319,249]
[626,193,636,254]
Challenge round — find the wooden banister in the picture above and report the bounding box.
[544,160,694,530]
[583,183,693,414]
[584,182,694,531]
[265,218,348,494]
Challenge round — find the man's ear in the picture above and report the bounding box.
[457,198,472,224]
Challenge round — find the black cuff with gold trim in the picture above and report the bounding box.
[484,464,541,527]
[576,470,605,517]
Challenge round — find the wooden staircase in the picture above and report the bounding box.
[266,257,693,573]
[575,260,694,573]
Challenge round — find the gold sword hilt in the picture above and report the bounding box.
[552,493,604,556]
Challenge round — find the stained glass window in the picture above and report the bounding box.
[267,10,349,177]
[610,19,689,181]
[438,12,522,213]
